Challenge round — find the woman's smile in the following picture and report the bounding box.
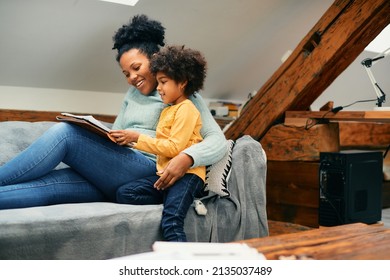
[119,49,157,95]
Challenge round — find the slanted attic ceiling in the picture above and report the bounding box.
[0,0,334,101]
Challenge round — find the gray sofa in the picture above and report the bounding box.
[0,121,268,259]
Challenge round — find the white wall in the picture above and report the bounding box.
[0,86,124,115]
[1,52,388,116]
[0,85,245,116]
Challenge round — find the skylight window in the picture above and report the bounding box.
[99,0,139,6]
[365,24,390,54]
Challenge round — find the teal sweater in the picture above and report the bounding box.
[112,87,227,167]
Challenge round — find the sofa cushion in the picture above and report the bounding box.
[0,121,55,166]
[0,121,68,169]
[0,202,163,259]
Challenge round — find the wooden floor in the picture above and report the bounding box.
[269,207,390,235]
[268,220,313,236]
[382,207,390,228]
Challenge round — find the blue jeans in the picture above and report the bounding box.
[116,173,204,242]
[0,122,157,209]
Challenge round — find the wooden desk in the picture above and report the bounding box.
[285,110,390,126]
[239,223,390,260]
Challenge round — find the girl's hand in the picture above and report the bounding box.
[154,153,193,190]
[109,130,140,146]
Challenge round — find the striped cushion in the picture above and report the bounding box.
[204,139,235,197]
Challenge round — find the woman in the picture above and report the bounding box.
[0,14,226,209]
[116,45,209,241]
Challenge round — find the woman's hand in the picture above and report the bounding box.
[154,153,194,190]
[109,130,140,146]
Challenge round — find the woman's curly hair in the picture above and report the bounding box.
[150,45,207,97]
[112,14,165,61]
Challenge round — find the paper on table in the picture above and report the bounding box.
[113,241,266,260]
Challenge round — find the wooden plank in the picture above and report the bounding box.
[225,0,390,140]
[267,204,319,228]
[266,161,320,227]
[267,161,320,193]
[285,110,390,123]
[266,186,319,208]
[0,109,116,123]
[267,220,312,236]
[261,123,339,161]
[240,223,390,259]
[242,223,384,249]
[339,122,390,148]
[285,111,390,147]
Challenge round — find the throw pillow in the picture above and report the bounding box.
[204,139,235,197]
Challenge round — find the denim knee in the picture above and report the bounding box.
[116,186,136,204]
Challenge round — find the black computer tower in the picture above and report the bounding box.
[319,150,383,226]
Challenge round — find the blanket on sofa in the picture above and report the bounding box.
[0,121,268,259]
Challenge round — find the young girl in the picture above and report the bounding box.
[113,45,207,242]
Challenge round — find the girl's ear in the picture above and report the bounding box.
[179,80,188,92]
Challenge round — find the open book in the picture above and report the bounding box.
[56,113,116,143]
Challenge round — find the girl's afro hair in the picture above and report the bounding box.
[150,45,207,97]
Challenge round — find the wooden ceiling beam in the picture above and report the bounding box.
[224,0,390,140]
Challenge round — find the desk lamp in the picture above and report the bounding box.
[361,47,390,109]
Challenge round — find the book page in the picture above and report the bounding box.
[60,113,111,132]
